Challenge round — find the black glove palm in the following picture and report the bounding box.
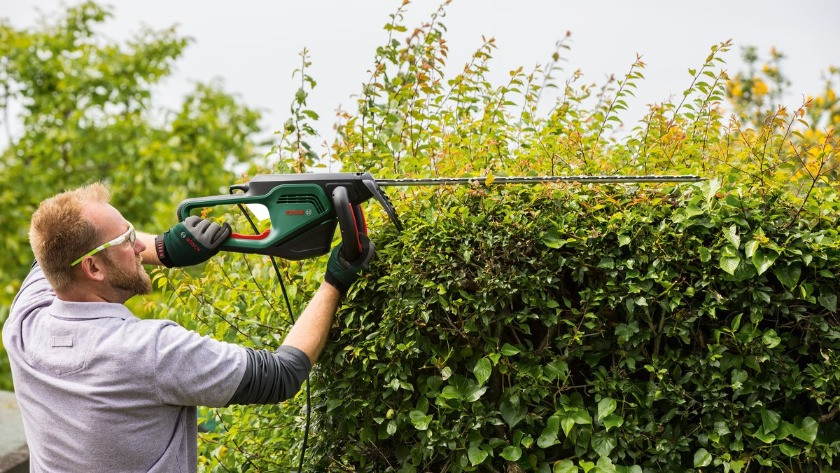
[155,216,231,268]
[325,233,375,295]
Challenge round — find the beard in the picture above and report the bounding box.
[102,253,152,297]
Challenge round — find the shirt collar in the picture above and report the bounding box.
[49,298,136,320]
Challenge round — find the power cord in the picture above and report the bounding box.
[233,196,312,473]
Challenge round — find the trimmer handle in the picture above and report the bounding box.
[331,186,365,261]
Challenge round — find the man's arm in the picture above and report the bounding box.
[281,234,374,364]
[225,282,341,406]
[225,235,375,405]
[281,282,342,365]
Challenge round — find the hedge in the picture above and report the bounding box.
[309,182,840,472]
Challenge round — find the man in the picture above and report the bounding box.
[2,182,374,472]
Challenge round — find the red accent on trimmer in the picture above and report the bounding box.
[358,207,368,234]
[232,229,271,240]
[348,204,363,254]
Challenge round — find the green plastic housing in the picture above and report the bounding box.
[178,183,333,257]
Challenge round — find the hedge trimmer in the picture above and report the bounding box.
[177,172,704,261]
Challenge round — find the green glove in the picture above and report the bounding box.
[325,233,375,295]
[155,216,231,268]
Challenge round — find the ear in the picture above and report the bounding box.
[78,256,107,283]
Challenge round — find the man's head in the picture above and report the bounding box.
[29,183,151,302]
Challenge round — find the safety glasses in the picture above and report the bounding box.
[70,223,136,267]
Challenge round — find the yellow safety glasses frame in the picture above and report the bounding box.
[70,224,136,267]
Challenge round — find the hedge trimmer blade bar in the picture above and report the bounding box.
[376,175,705,186]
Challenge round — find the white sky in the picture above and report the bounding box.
[3,1,839,156]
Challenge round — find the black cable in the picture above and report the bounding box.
[233,199,311,472]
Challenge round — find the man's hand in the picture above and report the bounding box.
[324,233,375,296]
[155,216,232,268]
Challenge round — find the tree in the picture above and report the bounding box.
[0,1,262,390]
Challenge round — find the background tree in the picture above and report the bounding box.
[0,1,263,389]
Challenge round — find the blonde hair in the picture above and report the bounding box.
[29,183,111,291]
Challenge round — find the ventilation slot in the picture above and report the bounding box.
[277,195,325,214]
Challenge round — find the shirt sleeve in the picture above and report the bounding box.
[7,261,56,325]
[226,345,311,405]
[152,322,248,407]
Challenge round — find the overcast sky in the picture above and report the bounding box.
[4,1,839,155]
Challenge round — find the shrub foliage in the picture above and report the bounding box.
[305,5,838,471]
[158,3,839,471]
[313,183,839,471]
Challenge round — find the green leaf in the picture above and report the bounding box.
[440,385,461,400]
[594,456,616,473]
[473,357,491,385]
[762,329,781,348]
[598,257,615,269]
[572,407,592,425]
[819,292,837,312]
[538,415,561,448]
[467,444,488,465]
[554,460,578,473]
[694,448,712,467]
[500,445,522,461]
[544,360,569,381]
[731,313,742,331]
[618,234,631,246]
[731,369,748,389]
[591,432,617,457]
[501,343,521,356]
[761,409,781,432]
[744,239,759,258]
[500,399,527,428]
[561,415,576,436]
[409,410,432,430]
[752,249,778,275]
[792,417,818,443]
[705,178,721,208]
[752,427,775,444]
[465,385,487,402]
[725,224,740,248]
[681,205,704,221]
[719,254,741,275]
[615,322,639,343]
[729,459,746,473]
[580,460,596,473]
[603,414,624,431]
[724,194,741,207]
[773,264,801,290]
[542,229,566,248]
[778,443,800,457]
[597,398,617,422]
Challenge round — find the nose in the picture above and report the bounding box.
[135,238,147,254]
